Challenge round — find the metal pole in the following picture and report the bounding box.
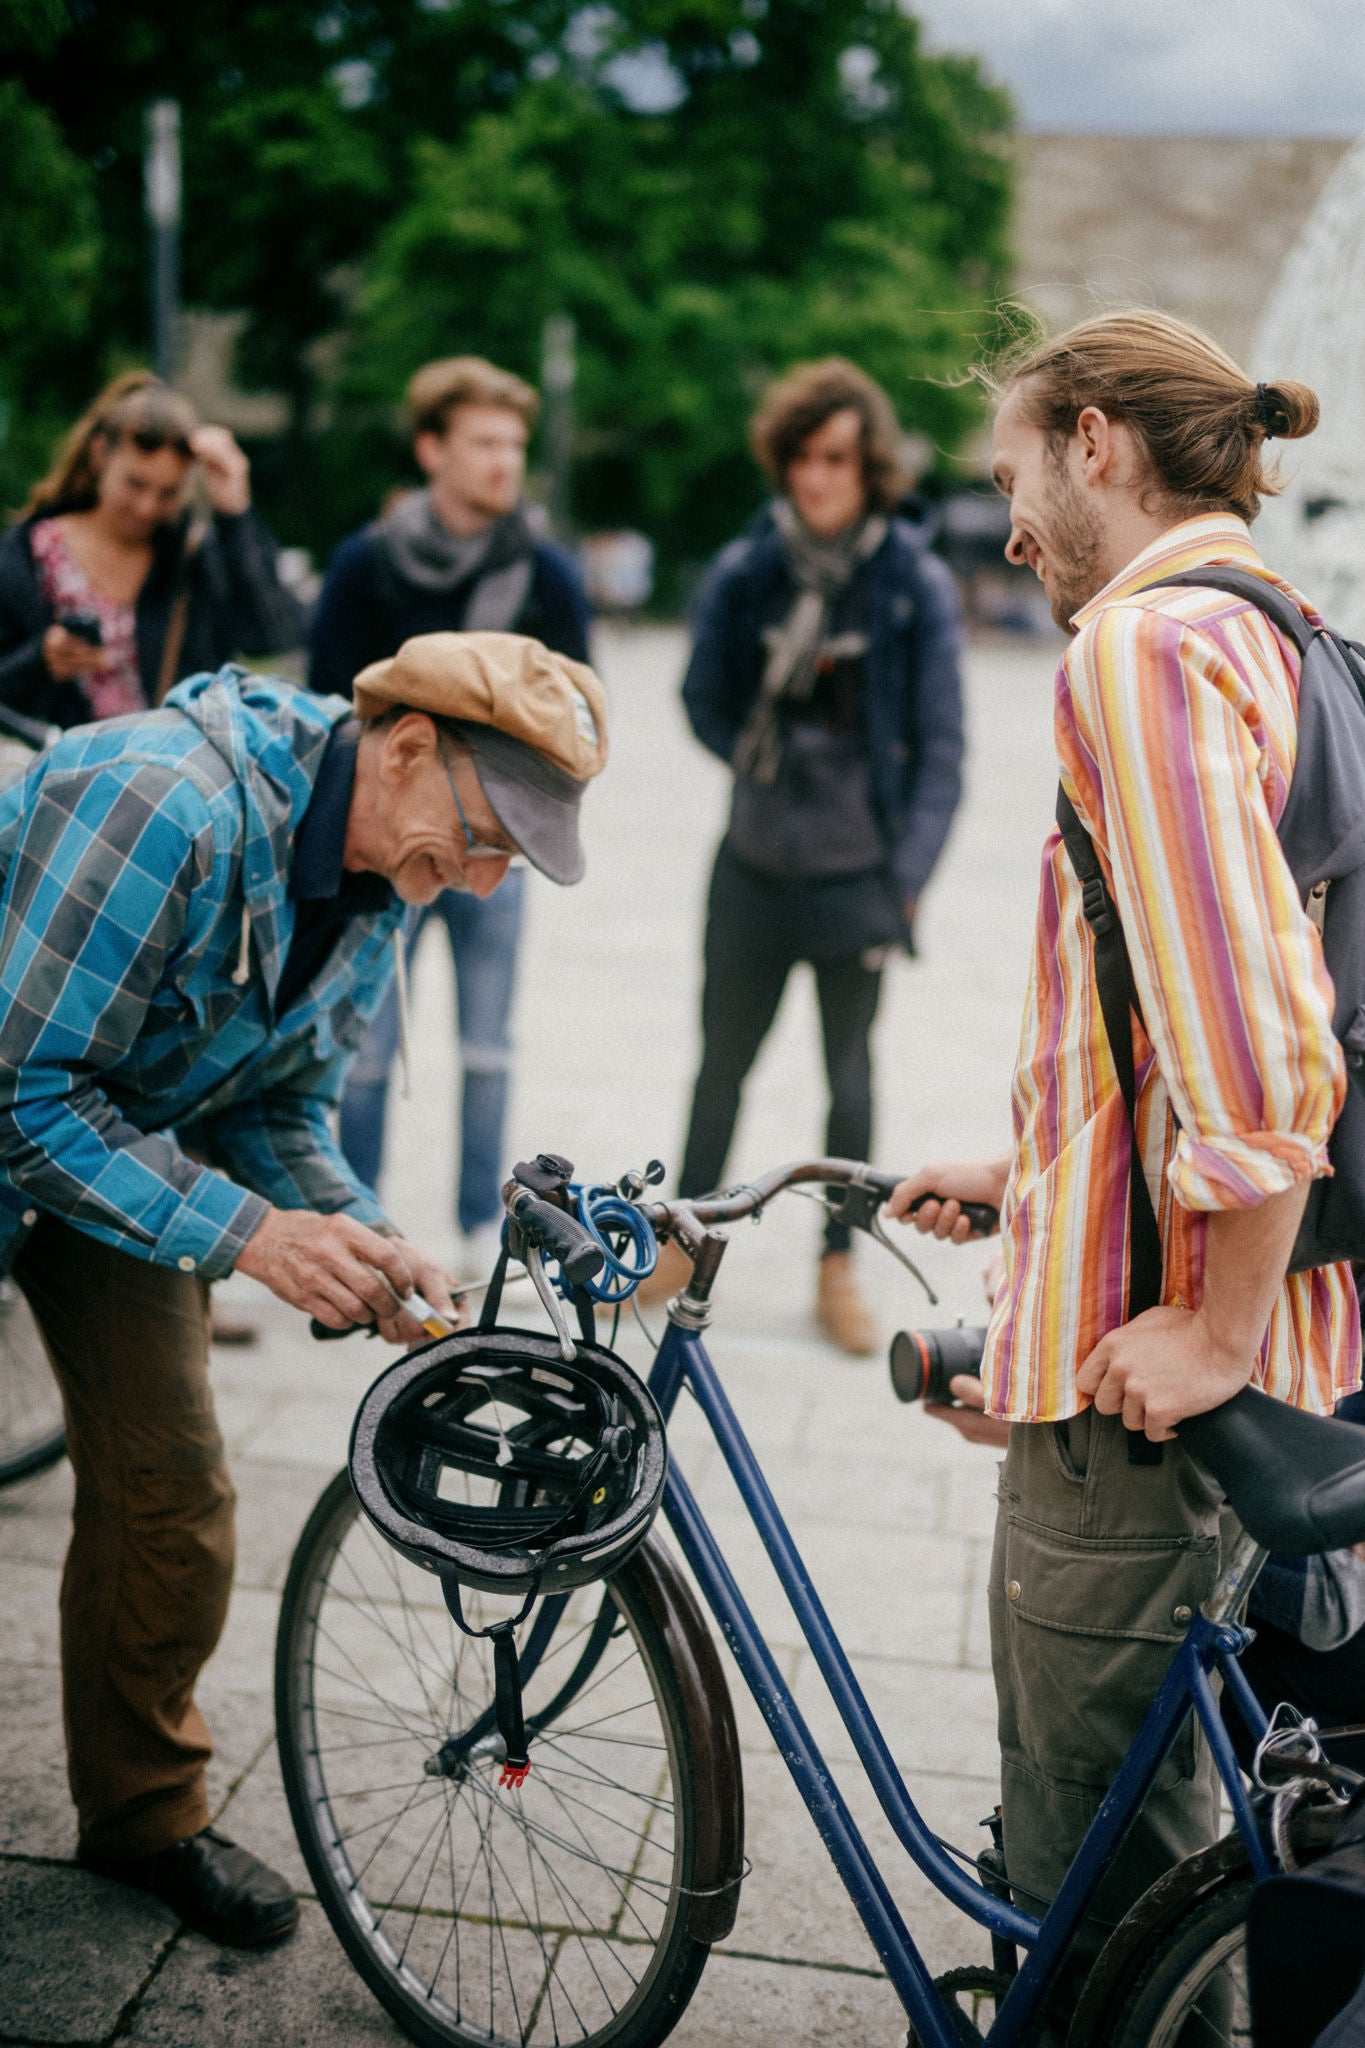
[144,100,181,382]
[540,313,575,541]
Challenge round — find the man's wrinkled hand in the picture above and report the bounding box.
[1076,1304,1256,1441]
[925,1373,1012,1447]
[236,1207,457,1339]
[372,1243,465,1346]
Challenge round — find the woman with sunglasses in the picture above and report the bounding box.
[0,370,302,734]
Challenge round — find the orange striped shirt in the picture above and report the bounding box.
[981,515,1361,1423]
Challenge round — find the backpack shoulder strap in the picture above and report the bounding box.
[1136,566,1318,658]
[1055,784,1164,1327]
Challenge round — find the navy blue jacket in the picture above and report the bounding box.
[681,503,965,901]
[308,525,591,695]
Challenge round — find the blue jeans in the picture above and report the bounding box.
[338,870,526,1233]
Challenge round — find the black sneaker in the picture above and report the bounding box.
[79,1825,299,1948]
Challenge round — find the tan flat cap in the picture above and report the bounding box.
[352,631,608,781]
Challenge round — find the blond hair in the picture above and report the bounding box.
[23,371,199,520]
[406,357,539,440]
[996,310,1318,522]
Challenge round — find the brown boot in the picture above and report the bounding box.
[816,1252,877,1357]
[635,1237,693,1308]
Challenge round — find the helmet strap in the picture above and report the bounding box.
[439,1566,542,1790]
[477,1238,513,1331]
[491,1624,530,1790]
[572,1283,597,1347]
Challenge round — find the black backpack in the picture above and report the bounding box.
[1057,567,1365,1316]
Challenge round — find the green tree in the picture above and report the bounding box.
[343,1,1013,577]
[2,0,1012,571]
[0,79,100,507]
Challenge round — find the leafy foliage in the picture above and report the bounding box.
[0,80,100,506]
[3,1,1013,574]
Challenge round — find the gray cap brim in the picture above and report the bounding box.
[458,721,588,885]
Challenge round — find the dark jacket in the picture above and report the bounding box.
[0,507,304,732]
[308,525,591,694]
[681,502,965,901]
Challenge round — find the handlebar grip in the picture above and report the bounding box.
[310,1315,368,1340]
[907,1192,1000,1237]
[507,1190,605,1289]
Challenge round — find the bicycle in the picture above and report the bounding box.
[274,1153,1365,2048]
[0,714,65,1490]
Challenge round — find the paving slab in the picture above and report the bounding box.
[0,1860,177,2044]
[121,1904,409,2047]
[0,1666,73,1860]
[669,1948,907,2048]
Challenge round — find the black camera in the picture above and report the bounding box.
[889,1324,988,1405]
[58,610,103,647]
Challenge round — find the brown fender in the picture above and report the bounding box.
[620,1532,745,1942]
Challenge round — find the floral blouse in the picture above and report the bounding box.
[29,518,147,720]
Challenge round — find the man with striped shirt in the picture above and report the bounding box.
[891,313,1362,1965]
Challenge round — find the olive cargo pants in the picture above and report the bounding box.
[990,1407,1230,1955]
[16,1217,235,1858]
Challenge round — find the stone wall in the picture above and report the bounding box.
[1012,133,1351,361]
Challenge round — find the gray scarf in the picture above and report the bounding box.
[378,489,536,631]
[734,499,887,785]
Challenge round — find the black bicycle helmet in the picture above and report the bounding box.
[349,1327,668,1597]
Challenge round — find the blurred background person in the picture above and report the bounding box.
[0,371,302,732]
[309,356,591,1280]
[640,359,964,1354]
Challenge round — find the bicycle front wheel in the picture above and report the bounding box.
[0,1278,65,1486]
[1094,1874,1253,2047]
[275,1470,709,2048]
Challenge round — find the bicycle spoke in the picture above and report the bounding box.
[280,1477,698,2047]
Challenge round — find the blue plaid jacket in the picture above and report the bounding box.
[0,668,403,1280]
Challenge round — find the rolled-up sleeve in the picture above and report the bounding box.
[1066,604,1344,1212]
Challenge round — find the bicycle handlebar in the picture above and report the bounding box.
[505,1186,605,1289]
[638,1158,999,1254]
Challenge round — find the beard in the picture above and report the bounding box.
[1040,463,1109,630]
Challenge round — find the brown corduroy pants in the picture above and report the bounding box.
[16,1217,235,1858]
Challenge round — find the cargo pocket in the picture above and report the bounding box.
[998,1515,1219,1792]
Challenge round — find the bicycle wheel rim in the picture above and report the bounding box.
[0,1279,65,1485]
[1138,1922,1248,2047]
[277,1474,700,2048]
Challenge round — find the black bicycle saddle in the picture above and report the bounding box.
[1179,1386,1365,1554]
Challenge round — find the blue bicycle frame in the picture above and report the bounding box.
[645,1315,1274,2048]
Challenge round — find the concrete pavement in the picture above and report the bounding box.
[0,621,1064,2046]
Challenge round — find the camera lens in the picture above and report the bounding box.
[888,1325,988,1405]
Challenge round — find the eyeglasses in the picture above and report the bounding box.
[440,746,512,862]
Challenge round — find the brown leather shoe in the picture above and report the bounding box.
[816,1252,877,1357]
[79,1826,298,1948]
[634,1237,694,1308]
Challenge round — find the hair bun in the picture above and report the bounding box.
[1253,379,1319,441]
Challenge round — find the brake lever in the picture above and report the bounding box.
[826,1181,939,1305]
[867,1211,939,1307]
[524,1242,578,1363]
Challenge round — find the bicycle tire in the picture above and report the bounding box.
[275,1469,710,2048]
[1092,1873,1256,2048]
[0,1278,65,1487]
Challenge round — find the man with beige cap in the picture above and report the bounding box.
[0,632,604,1948]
